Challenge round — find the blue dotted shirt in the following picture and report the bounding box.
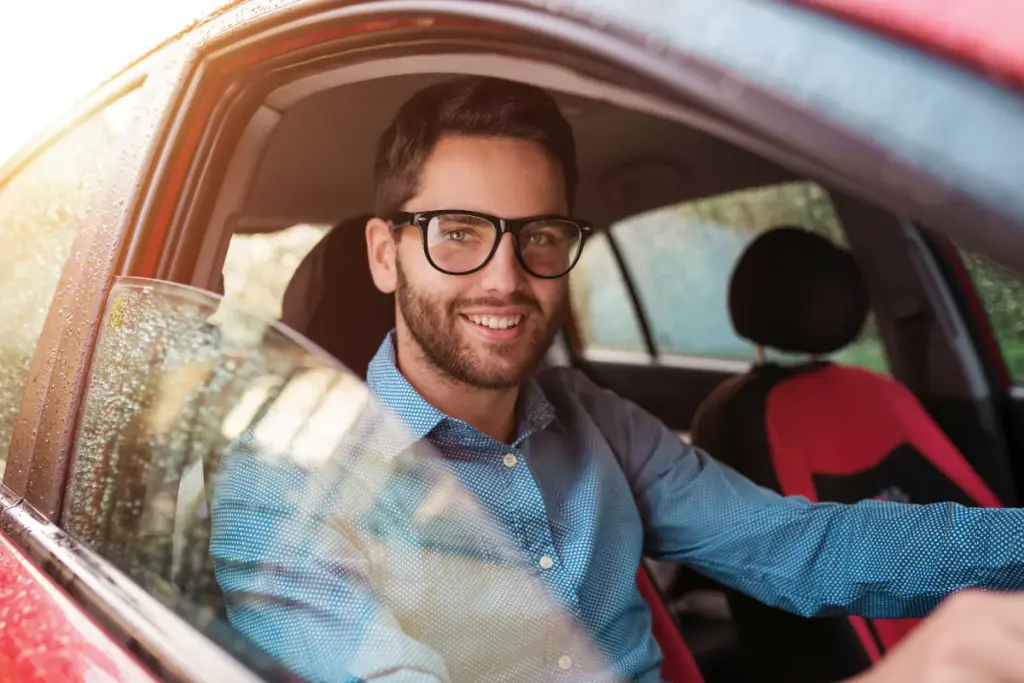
[212,332,1024,683]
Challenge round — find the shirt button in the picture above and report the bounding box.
[539,555,554,570]
[503,453,518,468]
[557,655,572,670]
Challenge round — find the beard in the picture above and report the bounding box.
[395,260,565,390]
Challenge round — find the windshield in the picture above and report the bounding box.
[63,277,618,683]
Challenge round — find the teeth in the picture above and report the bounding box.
[468,314,523,330]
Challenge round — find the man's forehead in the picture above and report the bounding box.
[406,135,569,216]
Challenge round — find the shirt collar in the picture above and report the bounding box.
[366,331,555,446]
[367,331,446,441]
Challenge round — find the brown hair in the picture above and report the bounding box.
[373,76,578,218]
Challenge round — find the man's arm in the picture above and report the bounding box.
[210,450,451,683]
[575,373,1024,619]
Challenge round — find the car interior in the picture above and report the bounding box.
[77,52,1021,683]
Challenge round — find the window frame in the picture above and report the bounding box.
[947,244,1023,389]
[924,234,1024,492]
[0,90,144,481]
[0,65,170,509]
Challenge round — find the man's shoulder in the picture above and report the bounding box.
[533,366,677,476]
[534,365,600,399]
[533,366,634,424]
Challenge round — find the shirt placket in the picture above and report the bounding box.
[503,447,583,677]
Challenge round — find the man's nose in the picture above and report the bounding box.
[478,233,526,294]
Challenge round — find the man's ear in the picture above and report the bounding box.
[366,217,398,293]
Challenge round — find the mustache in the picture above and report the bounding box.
[452,291,541,312]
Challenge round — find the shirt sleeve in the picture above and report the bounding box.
[577,374,1024,620]
[210,450,451,683]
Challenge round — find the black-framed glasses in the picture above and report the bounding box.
[388,210,592,279]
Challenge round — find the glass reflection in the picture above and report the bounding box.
[65,277,616,683]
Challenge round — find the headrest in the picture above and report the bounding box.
[281,215,395,377]
[729,226,868,355]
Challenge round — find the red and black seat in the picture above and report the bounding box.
[282,217,705,683]
[691,226,1002,682]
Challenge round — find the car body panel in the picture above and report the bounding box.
[795,0,1024,86]
[0,527,155,683]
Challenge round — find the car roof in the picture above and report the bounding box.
[791,0,1024,86]
[91,0,1024,99]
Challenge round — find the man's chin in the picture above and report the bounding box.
[460,345,538,389]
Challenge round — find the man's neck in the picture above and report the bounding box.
[395,338,520,444]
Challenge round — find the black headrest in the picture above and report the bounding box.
[281,215,395,378]
[729,226,868,355]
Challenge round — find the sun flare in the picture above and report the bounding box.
[0,0,224,165]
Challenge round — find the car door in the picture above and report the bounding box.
[2,38,204,517]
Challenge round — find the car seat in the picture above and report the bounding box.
[691,226,1002,682]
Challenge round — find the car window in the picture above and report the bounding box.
[570,182,889,373]
[63,277,616,682]
[958,249,1024,383]
[568,232,648,357]
[0,89,141,478]
[220,223,329,321]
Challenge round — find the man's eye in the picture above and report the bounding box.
[527,232,554,246]
[443,229,469,242]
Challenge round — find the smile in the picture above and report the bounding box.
[465,314,523,330]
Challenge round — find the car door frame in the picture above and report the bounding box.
[0,24,272,683]
[923,235,1024,491]
[1,41,201,517]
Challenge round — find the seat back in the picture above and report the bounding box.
[767,364,1000,508]
[767,362,1001,648]
[281,215,395,377]
[638,566,706,683]
[692,227,1002,680]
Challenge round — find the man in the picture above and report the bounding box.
[212,77,1024,683]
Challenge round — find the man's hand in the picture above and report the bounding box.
[853,590,1024,683]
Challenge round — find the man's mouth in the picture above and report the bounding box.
[464,313,524,330]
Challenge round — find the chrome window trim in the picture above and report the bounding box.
[0,491,278,683]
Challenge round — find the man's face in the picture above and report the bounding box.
[389,135,570,390]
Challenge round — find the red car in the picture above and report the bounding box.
[1,1,1022,682]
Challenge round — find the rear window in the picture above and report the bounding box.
[570,182,888,373]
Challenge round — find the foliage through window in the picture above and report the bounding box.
[570,182,888,372]
[959,250,1024,383]
[0,89,140,477]
[568,232,647,357]
[216,223,329,343]
[221,224,329,320]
